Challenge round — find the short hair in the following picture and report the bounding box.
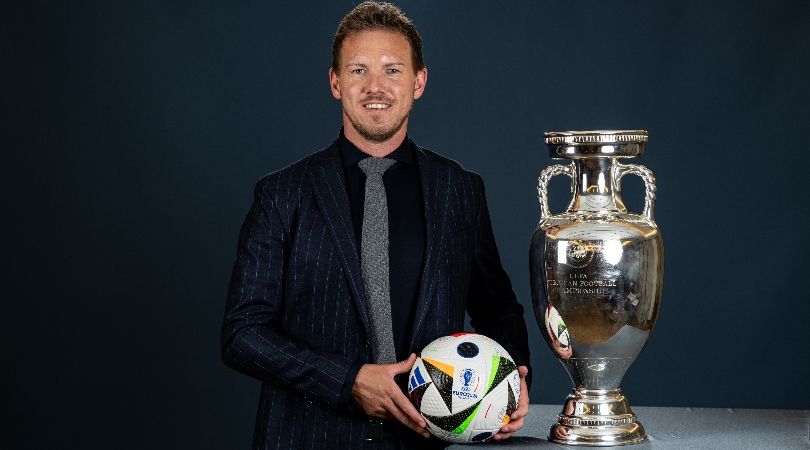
[332,1,425,74]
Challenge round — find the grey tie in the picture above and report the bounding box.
[358,156,397,364]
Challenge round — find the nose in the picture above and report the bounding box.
[365,70,384,94]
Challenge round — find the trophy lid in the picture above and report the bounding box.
[545,130,648,159]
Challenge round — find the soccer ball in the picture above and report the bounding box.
[407,333,520,443]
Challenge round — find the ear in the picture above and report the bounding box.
[329,68,341,100]
[412,67,428,100]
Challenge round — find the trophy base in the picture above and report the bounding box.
[549,388,647,446]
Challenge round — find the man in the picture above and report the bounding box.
[221,2,531,449]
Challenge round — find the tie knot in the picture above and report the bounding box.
[358,157,395,176]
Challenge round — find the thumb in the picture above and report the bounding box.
[518,365,529,377]
[392,353,418,374]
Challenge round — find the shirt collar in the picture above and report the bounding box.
[338,128,415,169]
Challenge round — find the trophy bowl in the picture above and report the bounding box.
[530,130,664,446]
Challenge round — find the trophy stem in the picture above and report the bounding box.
[549,388,647,446]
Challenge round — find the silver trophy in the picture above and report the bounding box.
[530,130,664,445]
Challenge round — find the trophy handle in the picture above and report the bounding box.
[537,162,575,221]
[614,162,657,222]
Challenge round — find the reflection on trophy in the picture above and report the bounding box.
[530,130,665,445]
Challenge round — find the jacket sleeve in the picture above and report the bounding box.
[465,175,533,385]
[220,180,357,410]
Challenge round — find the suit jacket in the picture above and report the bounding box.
[221,140,530,450]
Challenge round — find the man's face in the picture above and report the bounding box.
[330,30,427,144]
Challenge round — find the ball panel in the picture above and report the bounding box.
[420,382,451,417]
[422,336,457,358]
[471,378,509,433]
[424,419,461,443]
[421,357,454,378]
[422,358,454,412]
[485,354,517,396]
[409,382,431,412]
[506,380,517,416]
[423,400,480,436]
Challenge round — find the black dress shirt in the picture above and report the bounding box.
[339,130,426,362]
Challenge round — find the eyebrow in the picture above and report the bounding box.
[345,62,406,68]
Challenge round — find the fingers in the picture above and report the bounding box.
[492,428,514,441]
[383,389,429,438]
[508,401,529,424]
[496,413,526,439]
[510,389,529,419]
[497,366,530,440]
[387,399,431,438]
[353,356,431,438]
[501,395,528,434]
[517,365,529,377]
[511,366,530,420]
[510,403,529,420]
[392,389,426,427]
[391,353,417,375]
[499,415,525,435]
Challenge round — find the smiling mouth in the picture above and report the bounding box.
[364,103,390,110]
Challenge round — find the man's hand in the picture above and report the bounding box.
[352,353,431,438]
[492,365,530,441]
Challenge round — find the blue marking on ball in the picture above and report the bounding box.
[456,342,479,358]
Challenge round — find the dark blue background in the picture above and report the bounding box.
[8,1,809,448]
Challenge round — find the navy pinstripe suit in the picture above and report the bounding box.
[222,139,530,449]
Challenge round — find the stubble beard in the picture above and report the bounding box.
[348,104,412,143]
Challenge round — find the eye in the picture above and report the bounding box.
[386,68,401,75]
[351,68,365,75]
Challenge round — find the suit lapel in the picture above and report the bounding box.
[307,144,372,339]
[410,147,450,349]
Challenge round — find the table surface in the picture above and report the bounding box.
[447,405,810,449]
